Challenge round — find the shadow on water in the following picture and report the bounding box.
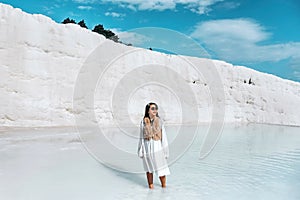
[98,161,147,187]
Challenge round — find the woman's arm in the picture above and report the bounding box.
[137,120,145,158]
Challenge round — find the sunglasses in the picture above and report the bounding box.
[150,107,158,111]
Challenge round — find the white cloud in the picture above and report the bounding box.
[101,0,225,14]
[111,29,150,45]
[78,5,93,10]
[72,0,97,3]
[101,0,176,11]
[191,18,300,63]
[105,12,126,18]
[183,0,224,14]
[191,19,270,43]
[217,1,240,9]
[72,0,238,14]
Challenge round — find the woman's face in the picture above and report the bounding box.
[148,104,158,117]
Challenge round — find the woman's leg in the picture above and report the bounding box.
[146,172,154,189]
[159,175,166,188]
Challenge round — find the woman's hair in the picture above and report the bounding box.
[144,102,159,120]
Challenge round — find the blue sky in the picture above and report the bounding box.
[2,0,300,82]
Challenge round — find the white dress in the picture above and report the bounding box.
[137,117,170,177]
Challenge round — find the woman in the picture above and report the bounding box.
[137,102,170,189]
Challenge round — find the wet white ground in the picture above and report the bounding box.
[1,124,300,200]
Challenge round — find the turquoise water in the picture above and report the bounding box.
[165,124,300,200]
[0,124,299,199]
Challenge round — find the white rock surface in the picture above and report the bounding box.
[1,3,300,127]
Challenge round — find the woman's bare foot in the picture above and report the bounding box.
[159,176,166,188]
[146,172,154,189]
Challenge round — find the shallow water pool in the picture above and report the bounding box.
[0,124,299,200]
